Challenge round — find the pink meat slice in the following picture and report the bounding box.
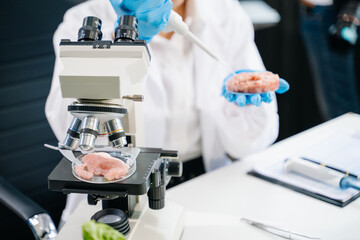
[104,168,129,181]
[75,165,94,180]
[82,152,113,174]
[76,152,130,181]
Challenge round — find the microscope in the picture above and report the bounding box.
[47,16,184,239]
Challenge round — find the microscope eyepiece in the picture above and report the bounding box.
[114,15,139,42]
[78,16,103,41]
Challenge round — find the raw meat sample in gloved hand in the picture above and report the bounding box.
[226,72,280,93]
[75,152,129,181]
[222,70,289,107]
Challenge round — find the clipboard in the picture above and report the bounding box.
[248,126,360,207]
[248,170,360,207]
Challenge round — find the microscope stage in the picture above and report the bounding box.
[48,150,162,196]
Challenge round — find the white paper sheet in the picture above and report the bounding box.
[301,129,360,176]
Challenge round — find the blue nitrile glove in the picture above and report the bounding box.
[222,70,289,107]
[109,0,173,42]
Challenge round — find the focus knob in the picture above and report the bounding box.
[148,197,165,210]
[147,169,165,210]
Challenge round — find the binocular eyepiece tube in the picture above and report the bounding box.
[78,15,139,42]
[78,16,103,41]
[115,15,139,42]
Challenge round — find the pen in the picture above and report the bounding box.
[285,157,360,191]
[300,157,360,179]
[240,218,320,239]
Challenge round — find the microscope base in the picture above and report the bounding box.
[56,197,185,240]
[128,197,185,240]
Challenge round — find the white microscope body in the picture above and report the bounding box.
[54,16,184,240]
[59,38,148,147]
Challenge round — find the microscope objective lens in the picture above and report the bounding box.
[79,116,99,152]
[63,117,82,150]
[105,119,127,148]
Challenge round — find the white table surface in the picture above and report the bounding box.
[59,113,360,239]
[167,113,360,240]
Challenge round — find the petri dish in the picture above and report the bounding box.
[72,150,137,184]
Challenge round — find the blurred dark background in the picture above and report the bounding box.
[0,0,350,239]
[0,0,85,238]
[255,0,323,141]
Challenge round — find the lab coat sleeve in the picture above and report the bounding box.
[214,1,279,159]
[45,10,81,142]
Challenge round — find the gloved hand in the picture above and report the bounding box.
[222,70,289,107]
[109,0,173,42]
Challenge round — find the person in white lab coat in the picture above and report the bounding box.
[299,0,360,120]
[45,0,288,224]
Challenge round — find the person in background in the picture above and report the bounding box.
[299,0,360,120]
[45,0,289,225]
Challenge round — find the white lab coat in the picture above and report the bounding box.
[45,0,279,223]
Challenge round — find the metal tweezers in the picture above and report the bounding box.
[240,218,320,239]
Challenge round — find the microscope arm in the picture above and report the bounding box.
[0,175,57,240]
